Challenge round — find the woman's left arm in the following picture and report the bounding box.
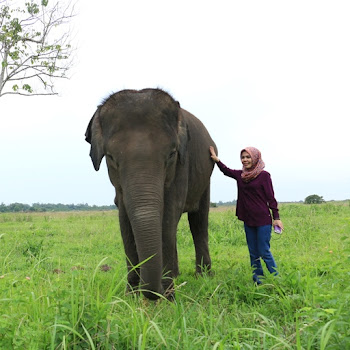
[264,173,284,230]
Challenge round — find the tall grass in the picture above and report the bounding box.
[0,204,349,349]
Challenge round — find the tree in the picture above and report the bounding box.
[0,0,75,97]
[304,194,325,204]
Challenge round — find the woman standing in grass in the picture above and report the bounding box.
[209,146,283,285]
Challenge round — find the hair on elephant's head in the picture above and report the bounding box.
[85,89,188,172]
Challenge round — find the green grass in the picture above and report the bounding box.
[0,203,349,349]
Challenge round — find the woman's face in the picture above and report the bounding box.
[241,151,253,169]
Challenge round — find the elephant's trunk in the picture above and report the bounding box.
[123,173,165,299]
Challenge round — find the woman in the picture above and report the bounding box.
[209,146,283,284]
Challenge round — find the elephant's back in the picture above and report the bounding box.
[181,109,217,210]
[182,109,216,146]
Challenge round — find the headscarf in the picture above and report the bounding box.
[241,147,265,183]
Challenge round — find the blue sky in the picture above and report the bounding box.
[1,0,349,205]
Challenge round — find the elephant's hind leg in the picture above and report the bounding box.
[188,187,212,274]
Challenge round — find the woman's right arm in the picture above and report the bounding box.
[209,146,238,179]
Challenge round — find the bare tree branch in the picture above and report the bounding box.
[1,90,57,96]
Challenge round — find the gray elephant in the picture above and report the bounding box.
[85,88,217,300]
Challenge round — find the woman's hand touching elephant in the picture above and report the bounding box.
[209,146,220,163]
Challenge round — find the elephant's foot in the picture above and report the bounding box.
[164,289,175,301]
[125,281,141,296]
[195,262,212,275]
[195,265,214,279]
[163,281,175,301]
[161,276,176,301]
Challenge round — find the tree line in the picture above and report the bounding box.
[2,202,237,212]
[210,201,237,208]
[1,201,237,212]
[0,203,116,213]
[0,196,332,213]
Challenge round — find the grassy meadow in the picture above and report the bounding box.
[0,203,349,349]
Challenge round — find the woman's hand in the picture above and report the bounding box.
[209,146,220,163]
[273,219,284,231]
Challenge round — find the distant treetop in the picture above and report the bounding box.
[304,194,325,204]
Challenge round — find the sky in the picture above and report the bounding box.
[1,0,350,206]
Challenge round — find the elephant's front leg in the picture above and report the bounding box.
[118,203,140,293]
[188,187,212,274]
[161,206,181,297]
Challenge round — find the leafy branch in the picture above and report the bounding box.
[0,0,75,97]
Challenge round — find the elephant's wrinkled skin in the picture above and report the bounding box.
[85,88,217,300]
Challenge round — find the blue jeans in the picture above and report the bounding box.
[244,224,278,283]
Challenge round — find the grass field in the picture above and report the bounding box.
[0,203,349,349]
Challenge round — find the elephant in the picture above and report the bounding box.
[85,88,217,300]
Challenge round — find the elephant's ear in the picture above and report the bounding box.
[177,108,188,165]
[85,109,104,171]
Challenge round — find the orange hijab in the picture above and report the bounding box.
[241,147,265,183]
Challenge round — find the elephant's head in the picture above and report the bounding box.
[85,89,188,170]
[85,89,189,298]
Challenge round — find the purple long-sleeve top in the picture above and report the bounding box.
[216,161,280,226]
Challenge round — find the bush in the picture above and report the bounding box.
[304,194,325,204]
